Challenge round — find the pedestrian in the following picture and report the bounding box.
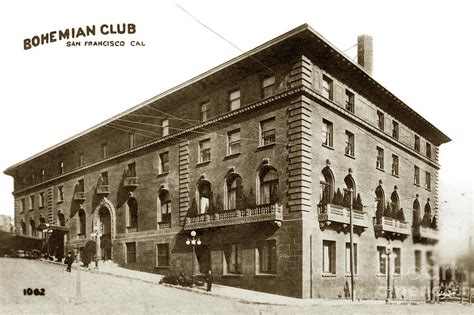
[206,270,213,292]
[65,252,74,272]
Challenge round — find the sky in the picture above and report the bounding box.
[0,0,472,263]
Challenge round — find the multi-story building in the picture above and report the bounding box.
[4,24,450,299]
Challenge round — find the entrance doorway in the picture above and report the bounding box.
[196,245,211,274]
[99,207,112,260]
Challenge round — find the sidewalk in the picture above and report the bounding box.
[39,258,420,306]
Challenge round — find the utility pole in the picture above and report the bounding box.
[349,188,355,301]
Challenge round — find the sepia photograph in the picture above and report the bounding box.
[0,1,473,314]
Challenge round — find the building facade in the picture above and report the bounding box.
[4,25,450,299]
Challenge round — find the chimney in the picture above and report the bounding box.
[357,35,373,75]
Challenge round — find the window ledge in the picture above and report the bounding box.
[257,143,276,151]
[376,274,387,277]
[376,167,385,172]
[392,173,400,178]
[156,171,169,178]
[322,273,337,277]
[322,144,334,150]
[29,208,34,212]
[39,206,44,209]
[345,153,355,160]
[254,273,277,278]
[414,183,420,187]
[224,152,241,160]
[57,200,64,204]
[222,274,242,278]
[425,188,432,192]
[345,274,358,277]
[196,161,211,167]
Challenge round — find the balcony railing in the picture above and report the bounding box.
[318,204,369,228]
[96,185,110,195]
[184,204,283,230]
[413,226,439,241]
[123,176,138,188]
[374,216,410,235]
[73,191,86,201]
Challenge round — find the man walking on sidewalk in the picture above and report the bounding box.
[65,252,74,272]
[206,270,213,292]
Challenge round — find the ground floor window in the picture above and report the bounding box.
[323,240,336,274]
[126,242,136,263]
[393,248,401,275]
[223,244,241,274]
[414,250,422,274]
[377,246,387,275]
[345,243,357,274]
[156,243,169,267]
[257,240,276,274]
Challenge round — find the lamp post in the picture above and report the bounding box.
[91,230,102,268]
[41,223,51,259]
[382,247,392,302]
[186,230,201,287]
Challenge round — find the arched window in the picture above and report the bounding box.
[198,180,212,214]
[226,175,242,210]
[422,201,432,227]
[343,174,356,208]
[413,199,421,226]
[127,197,138,230]
[424,202,432,216]
[57,212,65,226]
[21,220,27,235]
[344,175,356,195]
[320,167,334,205]
[29,219,36,237]
[375,184,385,219]
[78,209,86,235]
[158,190,171,225]
[259,167,279,205]
[390,191,400,212]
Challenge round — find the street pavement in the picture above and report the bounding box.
[0,257,472,314]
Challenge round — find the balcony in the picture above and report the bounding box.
[96,185,110,195]
[374,216,410,238]
[123,176,138,189]
[73,191,86,201]
[318,204,369,234]
[413,226,439,243]
[184,204,283,231]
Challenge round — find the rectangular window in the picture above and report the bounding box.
[376,147,384,170]
[31,173,35,185]
[227,129,241,155]
[322,119,333,147]
[126,242,136,264]
[127,162,136,177]
[415,250,422,273]
[101,143,108,159]
[260,117,276,146]
[377,111,384,131]
[229,89,241,111]
[344,90,354,112]
[129,132,136,149]
[323,240,336,274]
[78,153,84,167]
[224,244,242,274]
[345,243,358,274]
[377,246,387,275]
[156,244,169,267]
[29,195,34,210]
[345,131,354,156]
[414,135,420,152]
[78,179,85,192]
[322,75,333,100]
[392,121,399,140]
[101,171,109,185]
[59,161,64,175]
[162,119,169,136]
[393,248,401,275]
[199,139,211,163]
[200,102,209,122]
[425,171,431,190]
[414,165,420,185]
[41,169,45,181]
[258,240,277,274]
[39,192,45,208]
[262,76,276,98]
[426,142,432,159]
[392,154,399,176]
[159,152,169,173]
[20,198,26,213]
[58,186,64,202]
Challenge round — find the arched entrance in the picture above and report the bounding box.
[93,198,116,261]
